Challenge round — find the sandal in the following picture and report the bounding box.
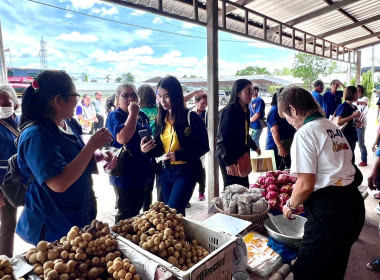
[374,192,380,199]
[367,257,380,271]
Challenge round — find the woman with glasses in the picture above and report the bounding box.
[216,79,261,189]
[141,76,209,215]
[76,94,98,134]
[16,70,113,245]
[106,83,151,222]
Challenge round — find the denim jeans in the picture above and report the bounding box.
[158,164,197,215]
[356,127,367,163]
[251,128,263,148]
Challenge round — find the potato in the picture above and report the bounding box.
[2,275,11,280]
[78,263,88,273]
[125,272,133,280]
[26,249,38,260]
[81,232,92,242]
[60,273,69,280]
[105,253,115,262]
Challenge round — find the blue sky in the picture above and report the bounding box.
[1,0,375,83]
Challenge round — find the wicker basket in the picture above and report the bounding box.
[214,202,270,228]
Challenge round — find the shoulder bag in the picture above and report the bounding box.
[236,152,252,178]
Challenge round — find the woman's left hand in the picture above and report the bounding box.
[255,148,261,157]
[226,164,238,176]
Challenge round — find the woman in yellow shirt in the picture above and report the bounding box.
[141,76,209,215]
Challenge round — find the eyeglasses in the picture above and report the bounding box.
[241,90,253,95]
[68,93,80,101]
[120,92,138,99]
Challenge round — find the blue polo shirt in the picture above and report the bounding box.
[311,90,327,114]
[0,116,19,182]
[249,97,265,129]
[336,102,358,145]
[16,119,96,245]
[106,108,151,188]
[324,90,343,119]
[266,105,296,150]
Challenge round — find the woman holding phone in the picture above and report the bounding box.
[140,76,209,215]
[106,83,151,222]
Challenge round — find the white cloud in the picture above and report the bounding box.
[134,30,153,39]
[153,17,164,24]
[131,10,147,16]
[91,6,119,16]
[65,13,73,18]
[55,32,99,43]
[182,22,198,29]
[70,0,100,10]
[88,46,154,62]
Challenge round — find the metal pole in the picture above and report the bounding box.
[206,0,219,207]
[371,46,375,81]
[0,20,8,84]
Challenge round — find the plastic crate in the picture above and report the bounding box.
[117,217,240,280]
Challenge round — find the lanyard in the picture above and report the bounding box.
[303,112,324,125]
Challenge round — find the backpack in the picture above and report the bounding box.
[0,121,37,208]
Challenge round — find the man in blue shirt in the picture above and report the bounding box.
[311,80,327,114]
[249,86,265,148]
[324,79,345,119]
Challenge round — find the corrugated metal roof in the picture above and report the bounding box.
[103,0,380,57]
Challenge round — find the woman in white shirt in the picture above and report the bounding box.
[278,86,365,280]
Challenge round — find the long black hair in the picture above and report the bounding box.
[156,76,187,127]
[20,70,74,126]
[229,79,252,105]
[138,84,157,107]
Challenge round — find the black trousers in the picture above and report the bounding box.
[0,203,17,257]
[113,185,145,223]
[94,114,104,131]
[218,157,249,189]
[293,184,365,280]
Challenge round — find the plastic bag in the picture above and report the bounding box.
[237,201,251,215]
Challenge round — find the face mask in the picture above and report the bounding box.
[0,107,14,119]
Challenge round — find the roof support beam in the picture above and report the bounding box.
[318,14,380,39]
[341,31,380,46]
[267,0,360,35]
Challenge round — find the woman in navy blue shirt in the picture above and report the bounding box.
[16,71,113,245]
[0,85,20,256]
[106,83,151,222]
[336,86,361,162]
[266,91,296,170]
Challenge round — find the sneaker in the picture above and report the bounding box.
[358,161,368,166]
[186,203,191,208]
[199,192,206,201]
[375,203,380,215]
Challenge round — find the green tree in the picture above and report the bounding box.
[273,67,291,76]
[236,66,271,76]
[349,77,356,86]
[122,72,135,82]
[115,77,122,83]
[182,75,188,78]
[361,70,374,99]
[190,74,197,78]
[291,53,337,90]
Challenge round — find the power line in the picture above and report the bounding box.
[26,0,251,43]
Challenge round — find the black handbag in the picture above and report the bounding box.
[103,145,132,177]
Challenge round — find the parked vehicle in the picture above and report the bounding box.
[219,90,230,105]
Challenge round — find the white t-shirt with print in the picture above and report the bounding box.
[290,118,355,191]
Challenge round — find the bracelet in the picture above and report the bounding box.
[286,199,297,211]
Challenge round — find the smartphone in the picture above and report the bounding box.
[138,129,152,142]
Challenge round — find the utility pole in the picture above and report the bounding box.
[39,36,48,69]
[0,20,7,84]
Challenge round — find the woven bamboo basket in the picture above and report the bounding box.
[214,202,270,234]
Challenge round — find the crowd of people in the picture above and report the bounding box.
[0,71,379,277]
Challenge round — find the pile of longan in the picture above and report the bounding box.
[112,202,210,271]
[25,220,140,280]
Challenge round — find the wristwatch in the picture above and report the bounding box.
[286,199,297,211]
